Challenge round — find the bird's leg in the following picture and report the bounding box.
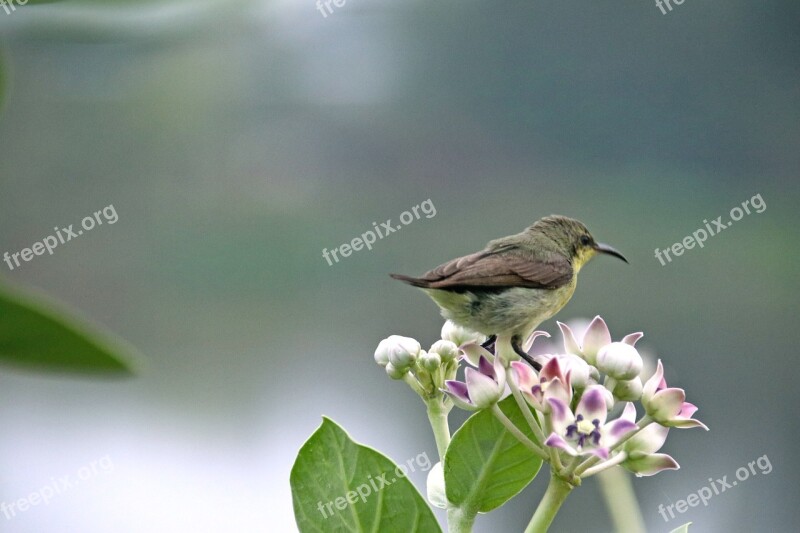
[481,335,497,354]
[512,335,542,371]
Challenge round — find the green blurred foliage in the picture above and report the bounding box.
[0,284,136,376]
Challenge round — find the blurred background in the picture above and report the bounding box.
[0,0,798,531]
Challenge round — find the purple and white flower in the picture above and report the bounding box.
[558,316,642,366]
[510,357,572,413]
[642,360,708,430]
[617,404,680,476]
[544,385,637,459]
[443,355,506,411]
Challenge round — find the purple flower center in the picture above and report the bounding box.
[565,414,602,449]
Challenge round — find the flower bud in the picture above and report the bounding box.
[557,353,591,389]
[374,340,391,367]
[596,342,643,380]
[385,362,406,380]
[375,335,421,371]
[440,320,486,347]
[429,340,459,363]
[426,462,448,509]
[613,376,643,401]
[418,350,441,372]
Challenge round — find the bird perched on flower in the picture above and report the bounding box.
[390,215,627,368]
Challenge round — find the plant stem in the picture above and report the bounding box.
[505,366,548,445]
[596,466,646,533]
[490,404,549,461]
[446,506,476,533]
[524,473,573,533]
[580,451,627,478]
[425,397,451,462]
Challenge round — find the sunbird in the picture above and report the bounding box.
[390,215,627,369]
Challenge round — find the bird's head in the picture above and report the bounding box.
[527,215,628,271]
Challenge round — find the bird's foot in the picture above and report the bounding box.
[512,336,542,371]
[480,335,497,353]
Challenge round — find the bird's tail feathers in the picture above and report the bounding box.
[389,273,432,288]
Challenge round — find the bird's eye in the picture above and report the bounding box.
[580,235,591,246]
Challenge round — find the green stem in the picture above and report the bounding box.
[490,404,549,461]
[425,397,451,462]
[446,506,476,533]
[505,366,548,445]
[596,466,646,533]
[524,473,573,533]
[580,451,627,477]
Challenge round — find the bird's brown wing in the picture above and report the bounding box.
[404,247,573,290]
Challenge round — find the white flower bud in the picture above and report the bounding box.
[375,335,421,371]
[613,377,643,402]
[385,362,406,380]
[374,339,391,367]
[429,340,458,363]
[596,342,643,380]
[418,350,441,372]
[440,320,486,347]
[427,462,448,509]
[561,353,592,389]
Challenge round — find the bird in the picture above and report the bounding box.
[390,215,627,369]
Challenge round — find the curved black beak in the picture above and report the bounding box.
[595,242,628,263]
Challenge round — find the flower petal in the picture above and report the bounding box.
[663,417,710,430]
[621,332,644,346]
[443,382,477,411]
[465,368,501,408]
[642,359,665,403]
[478,355,496,380]
[582,316,612,363]
[620,402,637,423]
[444,380,470,402]
[623,452,680,477]
[558,322,582,356]
[540,355,567,384]
[602,418,638,447]
[510,361,537,390]
[678,402,699,419]
[625,423,669,455]
[546,398,575,433]
[523,330,551,352]
[648,388,686,422]
[459,342,494,367]
[586,446,610,460]
[545,377,571,405]
[544,433,578,456]
[576,385,609,425]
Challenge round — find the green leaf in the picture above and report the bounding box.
[669,523,692,533]
[0,284,137,375]
[291,417,441,533]
[444,396,543,514]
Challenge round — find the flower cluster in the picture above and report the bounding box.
[374,316,708,480]
[373,322,485,400]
